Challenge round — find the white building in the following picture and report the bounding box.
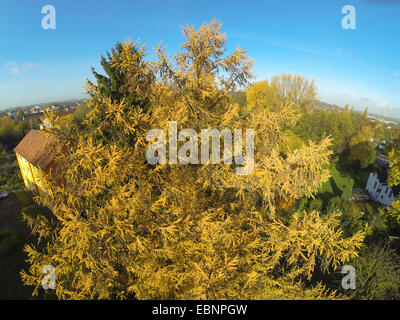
[31,105,42,114]
[365,172,398,206]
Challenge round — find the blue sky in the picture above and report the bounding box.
[1,0,399,118]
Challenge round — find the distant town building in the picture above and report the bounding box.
[365,171,399,206]
[30,105,43,114]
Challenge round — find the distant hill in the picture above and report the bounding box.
[314,100,341,111]
[2,98,87,113]
[3,96,399,124]
[314,100,400,124]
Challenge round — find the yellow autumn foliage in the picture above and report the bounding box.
[21,20,364,300]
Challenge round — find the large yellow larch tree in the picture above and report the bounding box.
[21,20,363,300]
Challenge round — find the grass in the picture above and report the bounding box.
[0,206,41,257]
[0,161,24,189]
[318,164,354,200]
[0,227,20,256]
[319,179,333,194]
[0,231,38,299]
[13,189,33,207]
[0,205,48,299]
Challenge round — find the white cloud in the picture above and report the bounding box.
[5,62,39,74]
[377,101,388,108]
[9,67,19,74]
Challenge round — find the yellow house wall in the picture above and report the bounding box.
[16,153,38,194]
[15,153,52,207]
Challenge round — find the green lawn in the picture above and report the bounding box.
[0,227,20,256]
[319,179,333,194]
[0,204,48,299]
[0,160,24,189]
[0,213,32,299]
[13,189,33,207]
[318,164,354,200]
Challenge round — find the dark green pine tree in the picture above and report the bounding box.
[84,40,154,146]
[88,41,153,112]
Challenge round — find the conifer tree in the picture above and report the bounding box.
[88,41,154,113]
[21,21,364,300]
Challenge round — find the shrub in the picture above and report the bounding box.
[346,244,400,300]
